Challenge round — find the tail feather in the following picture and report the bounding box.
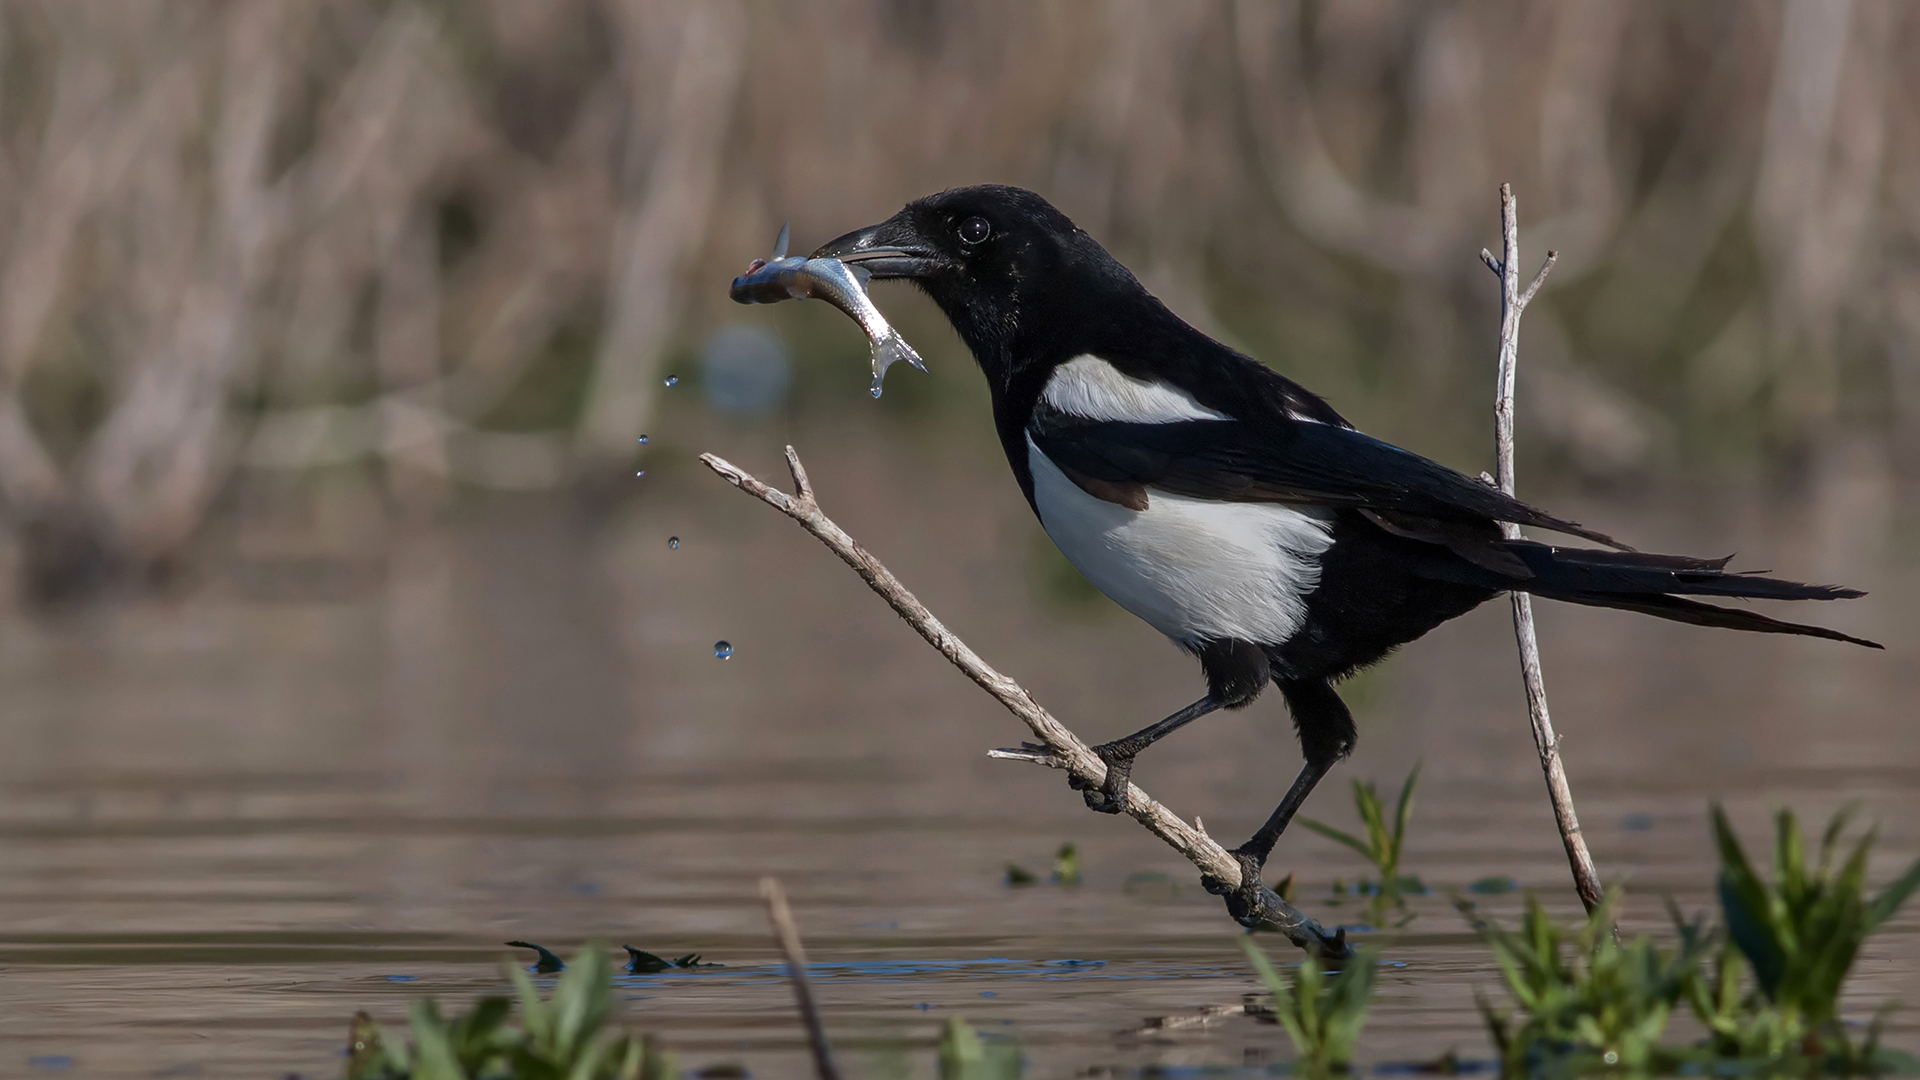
[1505,541,1866,602]
[1458,539,1884,648]
[1377,506,1878,648]
[1552,591,1883,649]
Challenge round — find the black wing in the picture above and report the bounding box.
[1028,411,1625,548]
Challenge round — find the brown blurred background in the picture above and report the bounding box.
[3,4,1920,1075]
[0,0,1916,600]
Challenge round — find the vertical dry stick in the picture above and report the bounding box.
[1481,183,1606,914]
[761,878,842,1080]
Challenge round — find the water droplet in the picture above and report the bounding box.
[664,375,679,387]
[635,470,645,478]
[667,537,680,549]
[870,372,885,398]
[713,640,733,660]
[637,435,649,444]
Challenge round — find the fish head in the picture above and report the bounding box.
[812,185,1117,365]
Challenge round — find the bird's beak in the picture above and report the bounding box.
[812,214,946,279]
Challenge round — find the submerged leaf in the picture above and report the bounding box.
[622,947,674,974]
[506,940,567,975]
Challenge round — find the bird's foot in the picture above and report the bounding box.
[1067,742,1136,814]
[1201,846,1275,927]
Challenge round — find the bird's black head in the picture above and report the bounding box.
[813,185,1144,379]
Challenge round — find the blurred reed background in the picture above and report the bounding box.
[0,0,1915,605]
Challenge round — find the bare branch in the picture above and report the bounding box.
[1489,184,1605,915]
[704,450,1348,955]
[783,445,814,502]
[760,879,841,1080]
[1480,248,1502,276]
[1518,250,1559,309]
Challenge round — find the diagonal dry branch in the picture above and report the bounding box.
[1479,183,1606,914]
[701,447,1348,956]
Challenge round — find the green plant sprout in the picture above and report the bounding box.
[1460,805,1920,1077]
[1005,842,1080,887]
[344,940,672,1080]
[1298,763,1423,925]
[1241,937,1379,1075]
[1051,843,1080,885]
[936,1017,1023,1080]
[1696,803,1920,1066]
[1461,889,1708,1075]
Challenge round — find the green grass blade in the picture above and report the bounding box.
[1296,817,1373,859]
[564,1037,610,1080]
[1355,782,1390,862]
[1712,805,1788,999]
[1774,809,1803,906]
[1390,762,1421,867]
[507,963,552,1045]
[1240,936,1290,1004]
[552,941,613,1056]
[1868,853,1920,931]
[1819,803,1861,877]
[938,1017,985,1079]
[409,999,470,1080]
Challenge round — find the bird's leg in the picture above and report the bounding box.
[1069,696,1220,815]
[1230,757,1336,876]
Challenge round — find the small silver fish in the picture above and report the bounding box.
[730,223,926,398]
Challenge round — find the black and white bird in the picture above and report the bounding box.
[811,184,1879,885]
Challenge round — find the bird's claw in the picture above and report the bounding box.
[1069,743,1134,814]
[1200,846,1275,927]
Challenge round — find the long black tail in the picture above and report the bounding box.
[1495,541,1881,649]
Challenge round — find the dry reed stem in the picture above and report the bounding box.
[760,878,841,1080]
[1481,182,1606,914]
[706,448,1348,956]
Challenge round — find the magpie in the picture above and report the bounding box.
[810,184,1880,886]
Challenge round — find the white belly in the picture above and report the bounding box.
[1027,436,1333,647]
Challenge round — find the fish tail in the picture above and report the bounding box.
[876,331,927,375]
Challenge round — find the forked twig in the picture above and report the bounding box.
[761,878,842,1080]
[705,448,1348,955]
[1481,182,1605,914]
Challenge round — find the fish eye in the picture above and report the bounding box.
[958,216,991,245]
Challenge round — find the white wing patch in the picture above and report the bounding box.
[1027,435,1333,648]
[1041,354,1228,423]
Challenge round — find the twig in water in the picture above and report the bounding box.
[1480,182,1604,915]
[761,877,842,1080]
[706,448,1347,956]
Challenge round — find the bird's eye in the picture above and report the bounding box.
[958,216,991,245]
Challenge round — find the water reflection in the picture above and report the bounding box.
[0,412,1915,1077]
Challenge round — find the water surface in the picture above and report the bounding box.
[2,417,1916,1077]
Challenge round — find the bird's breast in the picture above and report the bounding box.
[1025,435,1333,648]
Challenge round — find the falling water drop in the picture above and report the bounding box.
[635,470,645,478]
[713,640,733,660]
[667,537,680,549]
[637,435,649,444]
[663,375,679,387]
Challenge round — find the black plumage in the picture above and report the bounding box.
[811,184,1880,883]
